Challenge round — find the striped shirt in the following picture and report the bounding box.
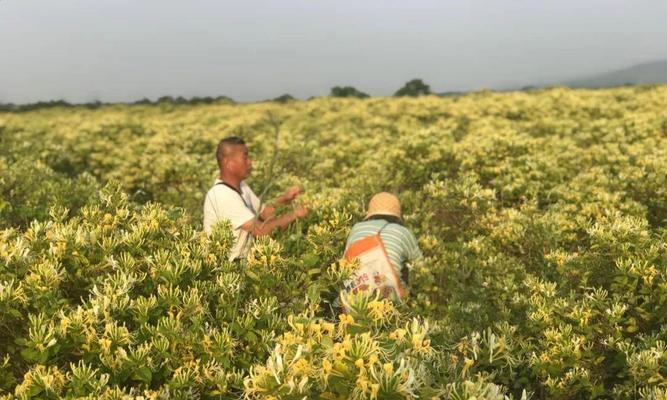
[345,219,422,285]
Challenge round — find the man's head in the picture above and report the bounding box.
[216,136,252,179]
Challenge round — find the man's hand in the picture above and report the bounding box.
[262,186,303,220]
[244,202,309,237]
[293,203,309,219]
[259,204,276,221]
[281,186,303,203]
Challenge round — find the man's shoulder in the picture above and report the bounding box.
[206,182,238,200]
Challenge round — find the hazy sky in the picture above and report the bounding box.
[1,0,666,103]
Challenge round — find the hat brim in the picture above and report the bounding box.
[365,211,402,220]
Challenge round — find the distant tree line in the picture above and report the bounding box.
[328,79,431,98]
[330,86,370,98]
[0,100,92,113]
[0,95,235,113]
[139,95,235,105]
[0,79,448,112]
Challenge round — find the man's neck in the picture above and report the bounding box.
[219,172,242,192]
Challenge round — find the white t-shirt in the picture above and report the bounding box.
[203,180,262,260]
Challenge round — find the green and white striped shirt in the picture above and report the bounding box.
[345,219,423,285]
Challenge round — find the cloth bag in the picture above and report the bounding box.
[340,223,405,311]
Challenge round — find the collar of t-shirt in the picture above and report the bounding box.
[215,180,255,213]
[216,180,242,195]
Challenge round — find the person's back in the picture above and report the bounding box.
[340,192,422,307]
[346,218,422,286]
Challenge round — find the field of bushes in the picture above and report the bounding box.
[1,86,667,399]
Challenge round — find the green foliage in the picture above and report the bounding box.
[1,86,667,398]
[330,86,370,98]
[394,79,432,97]
[271,94,296,103]
[0,157,99,229]
[0,183,354,398]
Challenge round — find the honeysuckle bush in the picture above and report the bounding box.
[1,85,667,398]
[0,157,99,230]
[244,291,521,400]
[0,183,357,398]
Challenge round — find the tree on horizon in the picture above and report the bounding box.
[330,86,369,98]
[394,79,431,97]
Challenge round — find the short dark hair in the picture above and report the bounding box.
[216,136,246,168]
[366,214,403,226]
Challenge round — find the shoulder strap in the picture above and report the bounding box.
[216,181,254,211]
[377,222,391,235]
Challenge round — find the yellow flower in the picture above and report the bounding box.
[356,377,369,392]
[370,383,380,397]
[355,358,365,369]
[309,323,322,337]
[367,299,386,320]
[322,322,335,336]
[292,358,311,376]
[294,323,305,333]
[281,331,301,346]
[332,343,346,358]
[99,338,112,353]
[383,363,393,375]
[322,359,332,374]
[340,314,354,325]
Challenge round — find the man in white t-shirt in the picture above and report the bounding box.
[203,136,308,260]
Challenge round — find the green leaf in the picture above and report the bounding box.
[246,269,260,281]
[132,366,152,384]
[26,385,44,398]
[245,330,258,343]
[20,348,39,363]
[307,285,321,303]
[303,252,320,268]
[321,335,334,350]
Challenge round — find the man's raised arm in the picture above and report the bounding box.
[242,203,308,237]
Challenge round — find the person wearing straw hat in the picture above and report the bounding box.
[342,192,422,301]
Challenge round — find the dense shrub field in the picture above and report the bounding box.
[1,86,667,399]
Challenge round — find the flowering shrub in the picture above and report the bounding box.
[1,86,667,398]
[244,292,515,399]
[0,184,355,398]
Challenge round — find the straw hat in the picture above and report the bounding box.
[365,192,401,219]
